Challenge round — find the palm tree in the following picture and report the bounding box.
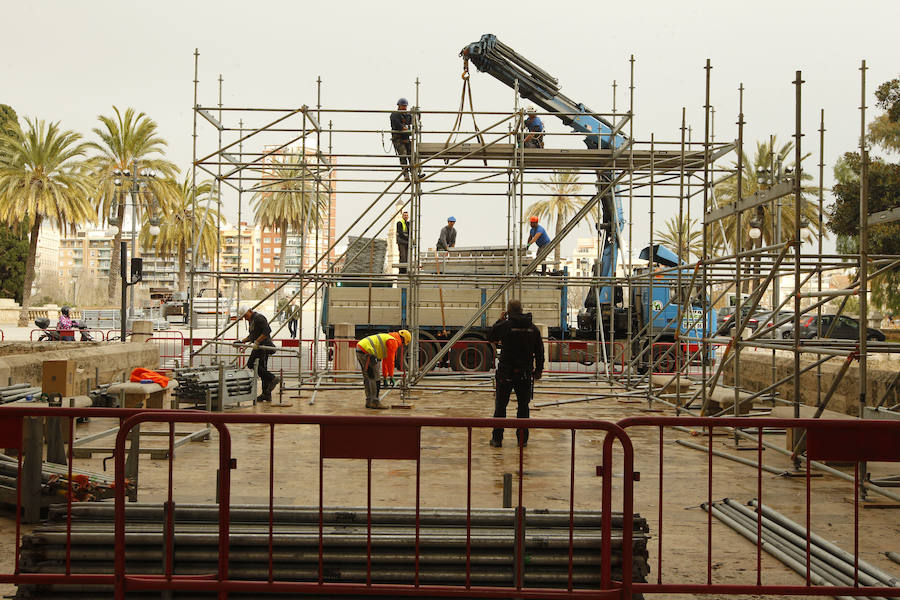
[655,216,704,263]
[251,154,330,271]
[527,170,591,266]
[140,175,220,292]
[86,107,177,303]
[712,137,821,252]
[0,119,94,325]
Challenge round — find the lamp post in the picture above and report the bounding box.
[108,161,160,339]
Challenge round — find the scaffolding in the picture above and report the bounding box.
[187,51,898,493]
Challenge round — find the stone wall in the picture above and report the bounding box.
[723,351,897,415]
[0,342,159,394]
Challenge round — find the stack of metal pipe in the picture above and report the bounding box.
[703,498,899,599]
[173,366,255,408]
[0,454,124,504]
[0,383,42,404]
[17,504,650,598]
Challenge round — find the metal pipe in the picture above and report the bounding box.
[674,440,787,475]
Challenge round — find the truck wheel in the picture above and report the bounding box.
[450,337,494,372]
[394,332,439,372]
[652,345,677,374]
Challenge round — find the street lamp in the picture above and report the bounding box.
[112,162,160,338]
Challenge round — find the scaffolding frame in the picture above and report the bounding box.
[187,52,897,491]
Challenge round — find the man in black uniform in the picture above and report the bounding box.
[487,299,544,448]
[396,210,410,274]
[235,306,280,402]
[390,97,413,180]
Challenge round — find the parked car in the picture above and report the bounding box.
[755,310,795,339]
[782,314,886,341]
[716,306,769,336]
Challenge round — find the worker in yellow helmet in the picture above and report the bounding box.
[355,329,412,409]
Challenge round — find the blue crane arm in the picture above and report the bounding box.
[462,34,625,303]
[461,33,623,151]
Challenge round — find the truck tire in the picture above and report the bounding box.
[652,344,677,374]
[394,331,438,372]
[450,336,494,372]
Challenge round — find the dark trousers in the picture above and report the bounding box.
[247,343,276,400]
[491,370,533,444]
[393,140,411,177]
[287,318,298,337]
[357,350,380,403]
[398,242,408,274]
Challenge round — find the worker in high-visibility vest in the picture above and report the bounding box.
[356,330,412,409]
[396,210,409,274]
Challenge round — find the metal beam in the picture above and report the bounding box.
[868,205,900,226]
[703,180,793,224]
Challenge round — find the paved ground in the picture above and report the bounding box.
[1,376,898,598]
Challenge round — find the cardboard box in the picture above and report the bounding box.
[42,360,76,396]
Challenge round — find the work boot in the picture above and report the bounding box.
[368,399,389,410]
[489,438,502,448]
[256,395,271,403]
[266,376,282,394]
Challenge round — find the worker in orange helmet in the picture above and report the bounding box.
[355,329,412,409]
[527,216,551,248]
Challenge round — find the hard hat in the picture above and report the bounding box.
[397,97,409,106]
[526,105,536,115]
[447,216,457,222]
[238,305,251,316]
[398,329,412,345]
[529,216,539,223]
[61,306,70,316]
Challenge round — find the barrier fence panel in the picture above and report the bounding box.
[614,416,900,598]
[146,331,186,369]
[0,408,637,599]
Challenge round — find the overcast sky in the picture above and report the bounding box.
[3,0,898,258]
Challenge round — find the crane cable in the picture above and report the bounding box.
[445,59,488,166]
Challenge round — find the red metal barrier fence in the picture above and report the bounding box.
[0,410,896,598]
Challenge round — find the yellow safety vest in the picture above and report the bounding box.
[357,333,394,360]
[399,219,408,232]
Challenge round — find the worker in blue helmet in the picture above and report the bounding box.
[390,97,413,181]
[437,216,457,251]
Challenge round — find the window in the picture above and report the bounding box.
[263,237,271,243]
[263,247,271,254]
[263,257,271,264]
[839,316,859,329]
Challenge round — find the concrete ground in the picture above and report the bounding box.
[1,376,898,599]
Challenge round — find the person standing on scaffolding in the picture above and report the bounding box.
[436,216,457,251]
[488,299,544,448]
[390,98,413,181]
[234,306,280,402]
[356,330,411,409]
[523,106,544,149]
[396,210,410,274]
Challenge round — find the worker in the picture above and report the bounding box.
[396,210,410,274]
[57,306,75,341]
[487,299,544,448]
[523,106,544,149]
[356,329,412,409]
[437,216,457,251]
[390,97,413,181]
[527,216,551,249]
[286,301,298,338]
[234,306,280,402]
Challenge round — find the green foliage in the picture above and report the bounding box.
[654,216,703,262]
[712,137,821,251]
[0,225,28,303]
[829,152,900,313]
[875,77,900,122]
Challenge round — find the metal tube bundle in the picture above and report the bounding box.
[17,504,651,598]
[703,498,899,600]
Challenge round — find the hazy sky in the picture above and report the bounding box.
[4,0,898,258]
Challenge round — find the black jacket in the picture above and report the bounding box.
[390,111,412,142]
[488,312,544,376]
[245,311,273,345]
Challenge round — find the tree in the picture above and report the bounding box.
[0,104,21,160]
[0,119,94,325]
[0,224,28,303]
[655,216,703,262]
[140,174,220,292]
[86,107,177,303]
[869,77,900,153]
[712,137,821,253]
[252,154,329,271]
[527,170,590,267]
[829,152,900,314]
